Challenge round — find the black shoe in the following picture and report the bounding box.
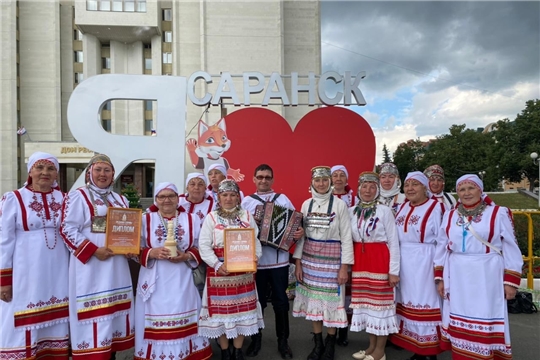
[278,337,293,359]
[246,331,262,357]
[424,356,438,360]
[405,355,426,360]
[320,333,336,360]
[110,352,117,360]
[232,347,245,360]
[307,332,325,360]
[221,348,231,360]
[336,327,348,347]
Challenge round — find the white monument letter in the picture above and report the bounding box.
[67,74,187,191]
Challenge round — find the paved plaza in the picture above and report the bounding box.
[118,303,540,360]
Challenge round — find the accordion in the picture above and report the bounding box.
[254,202,303,252]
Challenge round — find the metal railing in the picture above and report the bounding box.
[512,210,540,289]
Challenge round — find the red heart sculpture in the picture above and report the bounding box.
[224,107,376,209]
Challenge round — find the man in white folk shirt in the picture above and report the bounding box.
[241,164,304,360]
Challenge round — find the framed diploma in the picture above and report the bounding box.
[105,207,142,254]
[224,228,257,272]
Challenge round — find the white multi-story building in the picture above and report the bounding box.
[0,0,321,196]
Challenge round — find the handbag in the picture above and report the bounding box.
[508,291,538,314]
[192,263,207,287]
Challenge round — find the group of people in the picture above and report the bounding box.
[0,152,523,360]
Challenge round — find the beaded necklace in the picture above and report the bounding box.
[30,188,59,250]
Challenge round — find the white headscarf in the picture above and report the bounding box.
[207,164,226,176]
[379,163,401,198]
[186,172,207,186]
[153,182,178,206]
[404,171,429,189]
[25,152,60,189]
[331,165,349,179]
[456,174,483,191]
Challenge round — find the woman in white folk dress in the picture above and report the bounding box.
[198,179,263,360]
[0,152,69,359]
[434,174,523,360]
[349,172,400,360]
[134,182,212,360]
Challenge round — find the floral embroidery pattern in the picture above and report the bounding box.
[195,210,205,220]
[408,215,421,226]
[27,295,69,309]
[83,294,128,308]
[395,215,405,227]
[151,318,190,328]
[77,341,90,350]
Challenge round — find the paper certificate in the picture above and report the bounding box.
[105,207,142,254]
[224,228,257,272]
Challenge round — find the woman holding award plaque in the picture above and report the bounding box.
[60,154,134,359]
[0,152,70,359]
[198,179,263,360]
[134,182,212,360]
[293,166,354,360]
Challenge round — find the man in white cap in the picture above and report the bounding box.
[206,164,243,209]
[179,172,214,223]
[241,164,304,359]
[331,165,355,208]
[424,164,457,210]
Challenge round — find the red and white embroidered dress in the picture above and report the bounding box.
[391,198,445,356]
[334,186,356,208]
[178,193,214,225]
[434,205,523,360]
[197,210,264,339]
[134,211,212,360]
[60,187,134,359]
[349,204,400,336]
[0,187,70,359]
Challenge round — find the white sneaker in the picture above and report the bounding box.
[352,350,366,360]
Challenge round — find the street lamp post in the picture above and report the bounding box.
[530,152,540,208]
[478,170,486,180]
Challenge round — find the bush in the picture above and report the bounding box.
[122,184,141,209]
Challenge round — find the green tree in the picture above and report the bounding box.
[392,139,426,184]
[493,99,540,191]
[419,124,498,191]
[122,184,141,208]
[382,144,392,163]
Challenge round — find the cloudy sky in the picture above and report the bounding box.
[321,1,540,163]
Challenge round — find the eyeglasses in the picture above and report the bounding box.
[255,176,273,181]
[156,195,177,201]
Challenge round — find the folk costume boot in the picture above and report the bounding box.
[246,331,262,357]
[336,326,349,347]
[232,347,245,360]
[307,332,325,360]
[110,352,117,360]
[275,310,293,359]
[221,348,231,360]
[321,333,337,360]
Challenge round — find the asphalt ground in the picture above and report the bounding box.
[118,304,540,360]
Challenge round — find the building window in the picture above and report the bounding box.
[98,0,111,11]
[74,29,82,41]
[87,0,98,11]
[124,0,134,12]
[137,0,146,12]
[74,73,84,84]
[163,8,172,21]
[74,51,83,63]
[163,31,172,43]
[112,0,122,11]
[162,52,172,64]
[102,57,111,69]
[145,58,152,70]
[145,119,153,133]
[103,101,112,111]
[145,101,153,111]
[102,119,112,132]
